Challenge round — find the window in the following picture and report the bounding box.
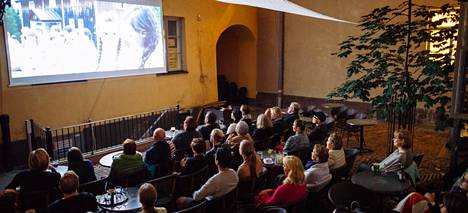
[164,16,186,71]
[427,10,457,59]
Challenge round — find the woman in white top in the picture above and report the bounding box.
[326,133,346,170]
[304,144,332,192]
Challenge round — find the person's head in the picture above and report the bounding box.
[312,111,326,124]
[153,128,165,142]
[271,107,282,120]
[210,128,225,145]
[459,173,468,192]
[312,144,329,163]
[123,139,137,155]
[205,111,217,125]
[326,132,343,150]
[67,147,83,165]
[138,183,158,210]
[393,129,411,149]
[215,147,232,169]
[0,189,18,213]
[441,192,467,213]
[191,138,206,154]
[256,114,273,129]
[231,109,242,123]
[239,140,258,179]
[29,148,50,171]
[282,155,305,185]
[240,105,251,116]
[264,108,272,120]
[288,102,301,114]
[59,171,79,195]
[236,121,249,136]
[293,119,305,133]
[129,7,160,68]
[184,116,197,131]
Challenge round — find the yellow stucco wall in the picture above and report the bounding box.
[0,0,257,141]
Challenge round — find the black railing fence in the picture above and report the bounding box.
[25,106,181,160]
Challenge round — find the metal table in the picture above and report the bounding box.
[97,187,141,212]
[99,151,123,168]
[346,119,378,154]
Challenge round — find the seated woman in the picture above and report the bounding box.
[139,183,167,213]
[394,191,467,213]
[238,140,263,181]
[304,144,332,191]
[67,147,96,184]
[108,139,144,180]
[179,138,207,175]
[326,133,346,170]
[171,116,202,151]
[252,114,273,151]
[6,148,61,192]
[451,170,468,194]
[255,155,307,207]
[227,121,253,149]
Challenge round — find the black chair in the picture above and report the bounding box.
[263,190,309,213]
[19,189,60,212]
[147,172,178,208]
[172,199,208,213]
[328,182,379,212]
[109,169,146,188]
[343,148,360,180]
[413,153,424,167]
[176,166,209,197]
[330,165,348,182]
[288,148,311,166]
[175,148,193,162]
[79,177,108,196]
[206,187,237,213]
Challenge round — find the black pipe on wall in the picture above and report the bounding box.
[0,114,12,171]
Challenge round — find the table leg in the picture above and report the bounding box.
[357,126,373,155]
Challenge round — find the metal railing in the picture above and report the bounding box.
[25,106,181,160]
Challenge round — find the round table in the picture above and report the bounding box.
[99,151,123,167]
[321,103,344,109]
[351,171,411,195]
[346,119,378,154]
[97,187,141,212]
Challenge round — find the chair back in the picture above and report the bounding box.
[173,199,208,213]
[206,187,237,213]
[330,165,348,182]
[109,169,146,188]
[175,148,193,162]
[284,190,309,213]
[328,182,379,212]
[237,178,256,203]
[19,189,56,212]
[413,153,424,167]
[343,148,359,177]
[79,177,108,196]
[288,148,311,165]
[147,172,178,207]
[176,166,209,196]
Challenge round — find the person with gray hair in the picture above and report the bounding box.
[227,121,253,149]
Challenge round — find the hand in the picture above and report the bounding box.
[424,192,436,203]
[47,163,56,170]
[258,189,273,196]
[180,158,187,167]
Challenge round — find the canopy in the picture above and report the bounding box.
[217,0,355,24]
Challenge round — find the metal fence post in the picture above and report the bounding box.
[45,127,54,159]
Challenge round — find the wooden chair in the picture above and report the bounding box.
[206,187,237,213]
[79,177,108,196]
[175,166,209,197]
[172,199,207,213]
[147,172,178,208]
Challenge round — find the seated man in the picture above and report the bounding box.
[108,139,144,180]
[283,102,301,138]
[196,112,220,141]
[47,171,97,213]
[144,128,171,178]
[176,148,239,209]
[139,183,167,213]
[180,138,207,175]
[172,116,203,151]
[283,119,310,154]
[308,111,328,146]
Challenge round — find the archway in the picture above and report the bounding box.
[216,25,256,103]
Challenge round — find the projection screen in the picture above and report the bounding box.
[3,0,166,86]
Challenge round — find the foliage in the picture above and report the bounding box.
[4,6,22,42]
[328,1,459,130]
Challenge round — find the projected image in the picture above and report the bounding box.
[3,0,165,85]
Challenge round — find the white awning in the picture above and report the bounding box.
[217,0,356,24]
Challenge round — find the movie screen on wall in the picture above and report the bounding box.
[3,0,166,86]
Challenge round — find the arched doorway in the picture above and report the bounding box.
[216,25,256,103]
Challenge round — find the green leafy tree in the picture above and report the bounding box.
[329,1,458,131]
[5,6,22,42]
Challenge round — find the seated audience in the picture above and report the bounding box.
[304,144,332,191]
[451,170,468,195]
[283,102,301,138]
[271,107,286,135]
[145,128,172,177]
[179,138,207,175]
[264,108,272,121]
[47,171,97,213]
[139,183,167,213]
[67,147,96,184]
[252,113,273,151]
[227,121,253,149]
[238,140,263,181]
[109,139,144,179]
[240,105,253,127]
[283,119,310,154]
[206,129,226,158]
[6,148,60,192]
[176,148,239,209]
[172,116,202,151]
[255,155,307,207]
[326,133,346,170]
[394,191,467,213]
[308,111,328,146]
[0,189,18,213]
[197,111,221,141]
[226,109,243,138]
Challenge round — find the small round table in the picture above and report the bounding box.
[97,187,141,212]
[351,171,411,195]
[346,119,378,154]
[99,151,123,167]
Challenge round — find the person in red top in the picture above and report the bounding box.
[255,155,307,207]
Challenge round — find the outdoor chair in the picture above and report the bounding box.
[175,166,209,197]
[79,177,108,196]
[147,172,178,208]
[19,189,60,212]
[108,169,146,188]
[172,199,207,213]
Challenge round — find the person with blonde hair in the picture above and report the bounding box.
[238,140,263,181]
[255,155,307,207]
[252,113,273,151]
[206,128,226,157]
[6,148,60,193]
[139,183,167,213]
[326,133,346,170]
[284,102,301,138]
